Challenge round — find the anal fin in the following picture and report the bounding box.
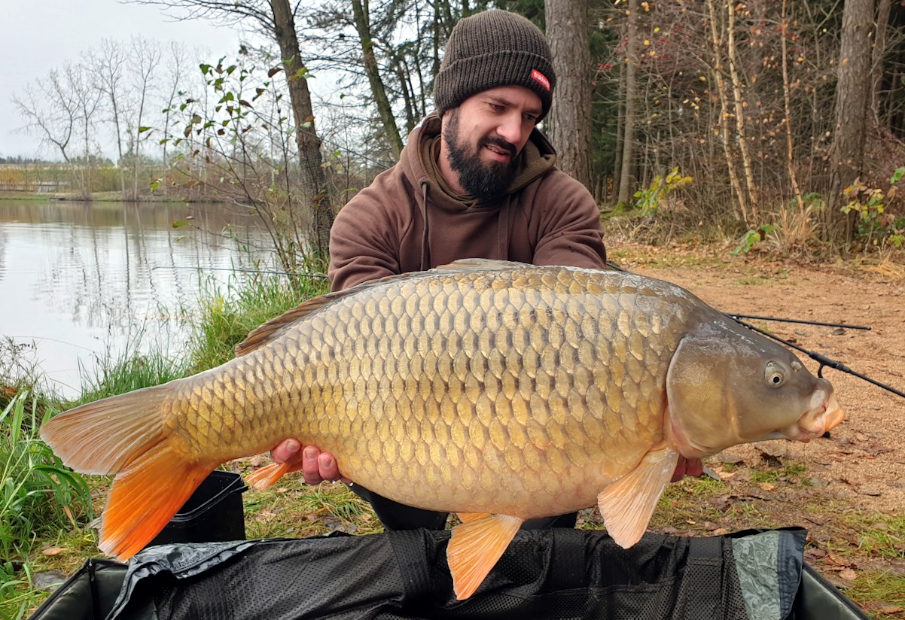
[245,462,290,490]
[598,446,679,549]
[447,514,523,600]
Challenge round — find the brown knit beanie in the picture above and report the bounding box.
[434,10,556,120]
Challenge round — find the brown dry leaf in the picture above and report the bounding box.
[838,567,857,581]
[826,551,850,566]
[41,547,64,556]
[875,604,904,615]
[758,482,776,491]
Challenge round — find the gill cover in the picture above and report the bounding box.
[665,317,825,456]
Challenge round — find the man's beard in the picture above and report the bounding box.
[444,108,519,202]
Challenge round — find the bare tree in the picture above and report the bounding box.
[68,63,104,198]
[124,37,162,201]
[161,41,189,194]
[705,0,749,223]
[90,39,129,198]
[617,0,639,204]
[546,0,592,189]
[871,0,892,126]
[13,67,98,197]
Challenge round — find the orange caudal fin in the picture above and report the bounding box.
[245,462,291,490]
[447,514,523,600]
[39,383,214,560]
[101,447,213,559]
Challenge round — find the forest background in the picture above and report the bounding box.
[4,0,905,271]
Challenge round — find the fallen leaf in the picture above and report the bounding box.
[872,604,904,615]
[758,482,776,491]
[838,568,857,581]
[41,547,64,556]
[826,551,849,566]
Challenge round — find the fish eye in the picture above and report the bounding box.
[764,361,785,388]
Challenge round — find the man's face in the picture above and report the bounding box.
[439,85,542,201]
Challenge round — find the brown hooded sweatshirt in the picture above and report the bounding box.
[328,113,607,291]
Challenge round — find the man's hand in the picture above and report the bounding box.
[271,439,345,485]
[671,456,704,482]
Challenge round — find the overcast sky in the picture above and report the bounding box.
[0,0,250,159]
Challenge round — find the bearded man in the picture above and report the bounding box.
[269,10,701,530]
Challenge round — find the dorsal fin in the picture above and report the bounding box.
[432,258,528,273]
[234,292,343,357]
[234,259,530,357]
[234,268,431,357]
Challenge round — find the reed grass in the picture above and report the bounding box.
[187,272,328,373]
[0,393,92,617]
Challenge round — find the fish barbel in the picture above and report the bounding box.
[41,259,844,599]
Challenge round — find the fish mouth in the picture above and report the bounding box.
[779,392,845,442]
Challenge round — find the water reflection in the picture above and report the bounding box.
[0,199,275,398]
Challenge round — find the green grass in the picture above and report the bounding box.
[76,342,189,406]
[0,393,93,618]
[186,273,328,373]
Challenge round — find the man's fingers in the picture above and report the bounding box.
[302,446,323,485]
[271,438,301,467]
[317,453,337,479]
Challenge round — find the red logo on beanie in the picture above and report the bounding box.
[531,69,551,92]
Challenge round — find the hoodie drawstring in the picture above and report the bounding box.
[420,180,431,271]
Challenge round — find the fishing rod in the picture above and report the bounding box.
[151,266,329,279]
[731,317,905,399]
[606,261,905,400]
[729,314,871,332]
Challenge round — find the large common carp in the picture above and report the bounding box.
[41,260,844,600]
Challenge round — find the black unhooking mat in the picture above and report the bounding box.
[30,527,866,620]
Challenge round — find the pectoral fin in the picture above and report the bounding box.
[598,446,679,549]
[456,512,491,523]
[447,514,523,600]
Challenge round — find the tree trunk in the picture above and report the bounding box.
[726,1,757,220]
[706,0,749,224]
[617,0,639,205]
[780,0,805,214]
[351,0,403,157]
[827,0,874,244]
[270,0,333,260]
[545,0,592,189]
[871,0,891,125]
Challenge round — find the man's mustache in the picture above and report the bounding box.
[480,136,516,157]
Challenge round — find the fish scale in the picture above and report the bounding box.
[40,259,844,600]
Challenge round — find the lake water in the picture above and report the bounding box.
[0,199,276,398]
